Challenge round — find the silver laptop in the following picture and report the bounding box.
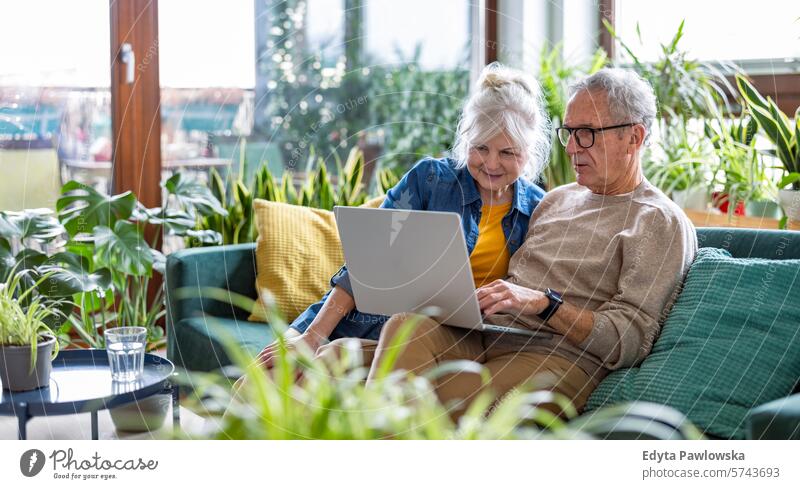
[334,206,538,336]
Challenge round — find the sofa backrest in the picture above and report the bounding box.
[697,227,800,260]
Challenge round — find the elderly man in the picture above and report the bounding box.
[366,68,698,417]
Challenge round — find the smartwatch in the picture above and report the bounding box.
[537,288,563,323]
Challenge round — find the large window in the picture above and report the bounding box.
[0,0,111,210]
[158,0,256,184]
[615,0,800,70]
[157,0,473,192]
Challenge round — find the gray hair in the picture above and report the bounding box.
[452,62,551,181]
[569,68,657,142]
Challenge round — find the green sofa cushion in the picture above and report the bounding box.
[586,247,800,439]
[172,316,275,372]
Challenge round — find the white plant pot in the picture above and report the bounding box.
[778,189,800,222]
[672,188,708,211]
[745,200,781,220]
[110,394,170,433]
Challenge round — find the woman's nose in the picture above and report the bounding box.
[483,152,501,170]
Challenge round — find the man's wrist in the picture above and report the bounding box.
[536,288,563,322]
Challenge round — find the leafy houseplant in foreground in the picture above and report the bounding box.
[173,288,704,440]
[0,270,62,391]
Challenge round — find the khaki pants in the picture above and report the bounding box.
[365,313,599,419]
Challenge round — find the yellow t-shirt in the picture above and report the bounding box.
[469,201,512,289]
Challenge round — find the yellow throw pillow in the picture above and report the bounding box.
[249,196,385,324]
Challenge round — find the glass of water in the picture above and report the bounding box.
[104,327,147,382]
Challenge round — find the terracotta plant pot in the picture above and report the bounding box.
[712,192,745,216]
[0,334,56,392]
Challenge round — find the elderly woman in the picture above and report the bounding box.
[252,62,552,370]
[365,68,697,419]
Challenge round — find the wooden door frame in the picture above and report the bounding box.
[110,0,162,209]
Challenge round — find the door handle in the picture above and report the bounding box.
[120,43,135,84]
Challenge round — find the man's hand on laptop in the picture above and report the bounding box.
[476,279,548,318]
[255,328,327,369]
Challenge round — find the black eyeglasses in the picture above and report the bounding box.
[556,123,638,149]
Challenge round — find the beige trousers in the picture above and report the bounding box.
[363,313,599,419]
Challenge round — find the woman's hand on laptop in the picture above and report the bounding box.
[476,279,548,318]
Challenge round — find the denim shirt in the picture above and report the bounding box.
[289,157,546,341]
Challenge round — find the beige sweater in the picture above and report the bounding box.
[485,179,698,381]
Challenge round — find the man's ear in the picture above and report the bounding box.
[630,124,646,150]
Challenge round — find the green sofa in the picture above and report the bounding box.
[165,227,800,439]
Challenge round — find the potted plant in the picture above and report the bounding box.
[645,123,712,211]
[737,75,800,223]
[705,112,780,219]
[0,271,62,391]
[54,178,225,432]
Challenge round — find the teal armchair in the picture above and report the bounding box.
[165,243,272,372]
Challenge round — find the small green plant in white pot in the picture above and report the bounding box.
[0,271,62,392]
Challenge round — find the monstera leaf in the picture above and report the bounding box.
[93,221,154,277]
[0,208,65,243]
[56,181,137,237]
[164,172,227,217]
[0,238,15,281]
[39,252,112,297]
[133,204,198,235]
[14,247,48,266]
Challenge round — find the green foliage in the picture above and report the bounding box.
[606,20,790,209]
[644,123,714,195]
[93,221,155,278]
[56,181,136,236]
[705,111,776,211]
[53,176,226,349]
[0,208,65,243]
[377,167,400,195]
[367,55,469,171]
[537,43,609,189]
[0,270,62,372]
[257,1,468,175]
[605,19,735,124]
[736,74,800,190]
[0,210,79,341]
[193,147,372,246]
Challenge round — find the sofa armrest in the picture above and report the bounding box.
[165,243,258,361]
[747,393,800,440]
